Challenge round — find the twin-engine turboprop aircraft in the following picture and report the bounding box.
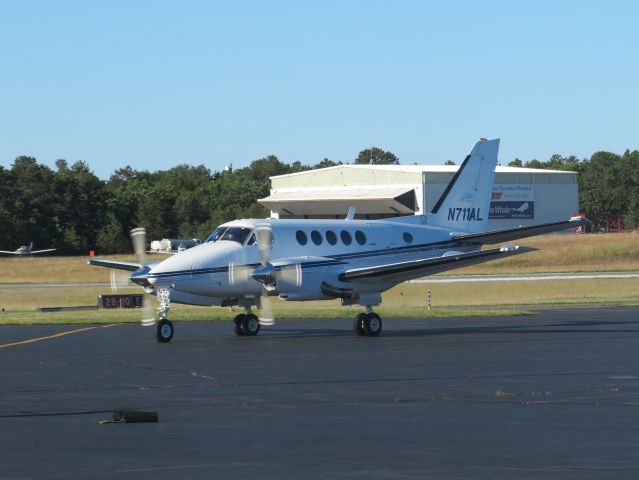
[0,242,56,256]
[89,138,590,342]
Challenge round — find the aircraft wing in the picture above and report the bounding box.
[0,250,18,255]
[452,217,591,245]
[31,248,56,254]
[339,246,536,283]
[88,258,143,272]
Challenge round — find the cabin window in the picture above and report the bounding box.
[355,230,367,245]
[403,232,413,244]
[340,230,352,245]
[311,230,323,245]
[296,230,308,245]
[326,230,337,245]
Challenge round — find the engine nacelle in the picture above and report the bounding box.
[275,267,341,301]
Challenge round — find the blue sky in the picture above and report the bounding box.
[2,0,638,178]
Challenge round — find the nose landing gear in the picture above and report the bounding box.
[155,318,174,342]
[154,288,174,343]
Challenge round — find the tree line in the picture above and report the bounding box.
[0,147,637,254]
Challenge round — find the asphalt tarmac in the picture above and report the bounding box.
[1,308,638,479]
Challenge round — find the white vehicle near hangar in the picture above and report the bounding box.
[89,139,590,343]
[149,238,200,253]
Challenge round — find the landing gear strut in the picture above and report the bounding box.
[233,308,261,336]
[155,288,174,343]
[353,307,382,336]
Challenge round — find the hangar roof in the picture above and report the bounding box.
[270,164,577,180]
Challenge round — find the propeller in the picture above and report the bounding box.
[254,224,275,325]
[228,223,303,326]
[129,227,156,326]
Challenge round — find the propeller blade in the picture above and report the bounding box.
[228,262,253,286]
[140,294,155,326]
[255,224,272,265]
[130,227,146,266]
[110,270,131,292]
[277,263,303,288]
[129,228,154,326]
[255,224,276,325]
[258,294,275,326]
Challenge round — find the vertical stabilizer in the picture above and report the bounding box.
[427,138,499,233]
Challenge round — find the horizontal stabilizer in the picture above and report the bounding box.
[453,217,592,245]
[88,258,142,272]
[339,246,536,282]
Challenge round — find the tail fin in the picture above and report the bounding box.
[427,138,499,233]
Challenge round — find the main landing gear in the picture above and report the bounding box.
[232,309,261,336]
[353,307,382,336]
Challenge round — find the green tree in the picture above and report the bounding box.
[354,147,399,165]
[314,158,342,169]
[524,154,581,172]
[579,150,639,229]
[53,159,107,253]
[246,155,291,181]
[5,156,58,249]
[0,166,12,248]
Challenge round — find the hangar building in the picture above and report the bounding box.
[258,164,579,229]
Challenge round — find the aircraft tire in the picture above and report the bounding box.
[353,313,366,336]
[362,313,382,336]
[241,313,261,336]
[233,314,246,336]
[155,319,174,343]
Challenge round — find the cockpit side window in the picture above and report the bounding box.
[206,227,226,243]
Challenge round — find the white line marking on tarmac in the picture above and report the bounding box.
[1,283,112,289]
[410,272,639,284]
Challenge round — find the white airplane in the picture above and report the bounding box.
[0,242,56,256]
[89,139,590,342]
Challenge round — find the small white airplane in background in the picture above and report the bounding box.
[90,138,591,342]
[0,242,56,256]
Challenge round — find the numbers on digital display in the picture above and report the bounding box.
[100,294,144,309]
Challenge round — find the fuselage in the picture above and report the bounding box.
[144,217,473,305]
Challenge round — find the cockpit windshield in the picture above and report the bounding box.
[205,226,252,245]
